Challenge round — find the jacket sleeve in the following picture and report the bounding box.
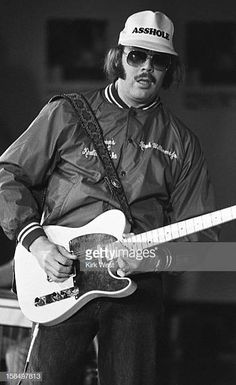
[168,128,219,243]
[0,98,72,249]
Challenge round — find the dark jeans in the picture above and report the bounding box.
[26,274,164,385]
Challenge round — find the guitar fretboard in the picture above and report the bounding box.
[124,205,236,249]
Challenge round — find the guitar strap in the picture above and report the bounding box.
[58,93,134,227]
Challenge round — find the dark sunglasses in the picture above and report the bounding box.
[124,49,171,71]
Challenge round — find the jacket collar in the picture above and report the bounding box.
[104,83,161,110]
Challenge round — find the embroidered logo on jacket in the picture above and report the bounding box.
[82,139,117,159]
[139,141,177,160]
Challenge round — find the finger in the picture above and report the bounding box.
[45,258,74,278]
[47,264,72,278]
[122,232,135,238]
[117,265,130,277]
[57,263,74,275]
[117,268,126,277]
[117,256,130,276]
[54,245,77,267]
[54,253,74,267]
[46,265,74,282]
[57,245,77,260]
[117,256,126,269]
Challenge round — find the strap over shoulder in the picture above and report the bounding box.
[48,93,81,104]
[48,93,134,226]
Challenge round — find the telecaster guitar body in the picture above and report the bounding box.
[14,204,236,326]
[14,210,136,326]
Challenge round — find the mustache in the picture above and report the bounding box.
[134,73,156,83]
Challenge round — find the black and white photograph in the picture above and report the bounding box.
[0,1,236,384]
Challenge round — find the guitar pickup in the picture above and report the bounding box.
[34,286,80,307]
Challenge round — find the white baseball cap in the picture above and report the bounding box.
[118,10,178,56]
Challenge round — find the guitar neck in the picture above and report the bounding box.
[125,205,236,248]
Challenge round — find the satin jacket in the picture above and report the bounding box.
[0,86,218,249]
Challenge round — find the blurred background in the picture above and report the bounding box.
[0,0,236,384]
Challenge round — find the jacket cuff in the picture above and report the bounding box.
[17,222,47,251]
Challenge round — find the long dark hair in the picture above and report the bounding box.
[104,45,184,89]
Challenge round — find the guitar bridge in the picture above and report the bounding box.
[34,286,80,307]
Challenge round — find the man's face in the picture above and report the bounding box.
[117,46,170,108]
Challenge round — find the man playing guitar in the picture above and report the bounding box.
[0,10,218,385]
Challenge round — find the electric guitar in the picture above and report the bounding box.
[14,206,236,326]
